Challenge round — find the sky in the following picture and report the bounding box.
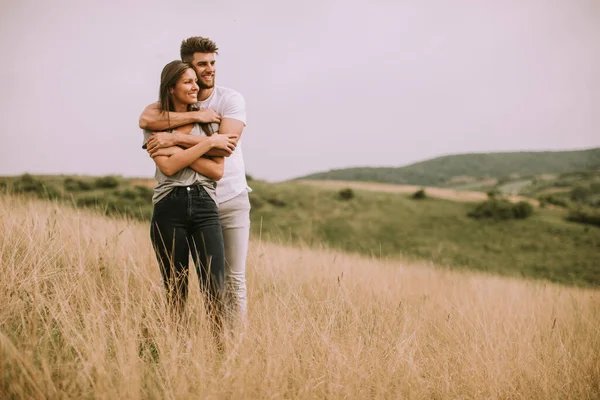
[0,0,598,181]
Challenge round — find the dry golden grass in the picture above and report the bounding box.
[297,179,541,206]
[1,194,598,399]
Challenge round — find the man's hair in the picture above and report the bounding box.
[180,36,219,62]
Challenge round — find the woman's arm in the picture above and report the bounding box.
[152,147,224,181]
[190,156,224,181]
[152,135,230,177]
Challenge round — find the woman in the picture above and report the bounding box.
[144,60,235,330]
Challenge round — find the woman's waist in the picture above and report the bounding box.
[154,169,216,188]
[167,183,215,195]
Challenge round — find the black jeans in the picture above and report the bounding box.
[150,184,225,327]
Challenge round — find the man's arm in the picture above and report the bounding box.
[199,118,246,156]
[139,102,221,131]
[218,117,245,145]
[213,90,247,150]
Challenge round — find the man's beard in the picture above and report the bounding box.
[198,76,215,89]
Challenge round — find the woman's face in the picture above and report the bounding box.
[170,68,199,105]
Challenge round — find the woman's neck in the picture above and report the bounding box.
[172,100,188,113]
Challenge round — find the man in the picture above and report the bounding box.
[139,36,250,328]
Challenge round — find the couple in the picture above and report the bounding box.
[139,37,250,334]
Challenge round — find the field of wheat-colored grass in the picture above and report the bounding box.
[1,194,599,399]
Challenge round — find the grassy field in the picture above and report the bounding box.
[297,179,539,204]
[250,180,600,287]
[1,194,599,399]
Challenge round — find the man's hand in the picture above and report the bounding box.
[149,146,182,158]
[210,134,238,155]
[195,108,221,124]
[146,132,177,155]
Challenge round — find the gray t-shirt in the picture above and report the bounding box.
[143,123,217,205]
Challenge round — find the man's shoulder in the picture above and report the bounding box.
[214,86,244,100]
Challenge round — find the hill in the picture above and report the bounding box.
[297,148,600,186]
[1,194,598,398]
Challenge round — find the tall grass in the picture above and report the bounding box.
[1,194,599,399]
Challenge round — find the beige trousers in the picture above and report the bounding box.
[218,189,251,327]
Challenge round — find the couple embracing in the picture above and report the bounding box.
[139,37,250,336]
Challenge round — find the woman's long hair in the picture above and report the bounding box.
[158,60,195,112]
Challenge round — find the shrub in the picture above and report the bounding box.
[512,201,534,219]
[538,199,547,208]
[538,195,569,208]
[118,189,138,200]
[133,185,154,202]
[266,198,286,207]
[64,178,92,191]
[76,194,102,208]
[468,199,514,220]
[338,188,354,200]
[412,188,426,200]
[468,199,534,221]
[10,174,61,199]
[94,176,120,189]
[570,186,591,203]
[486,189,501,199]
[249,195,265,209]
[566,208,600,227]
[14,174,44,194]
[246,173,254,182]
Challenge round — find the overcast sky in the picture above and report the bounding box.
[1,0,598,181]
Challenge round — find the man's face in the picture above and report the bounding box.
[191,52,216,90]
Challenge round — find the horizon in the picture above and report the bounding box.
[1,145,597,181]
[1,0,599,181]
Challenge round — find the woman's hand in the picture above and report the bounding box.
[210,134,237,155]
[146,132,177,154]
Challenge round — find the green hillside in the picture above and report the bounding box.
[1,174,599,287]
[297,148,600,186]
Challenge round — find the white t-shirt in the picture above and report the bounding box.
[198,86,250,203]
